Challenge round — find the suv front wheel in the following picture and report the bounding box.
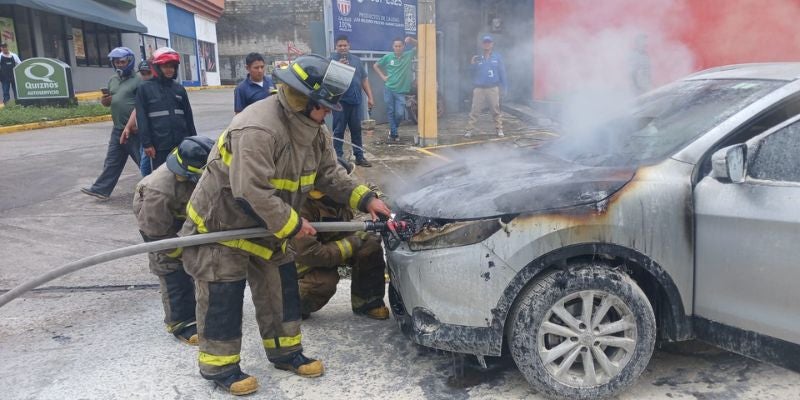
[508,263,656,399]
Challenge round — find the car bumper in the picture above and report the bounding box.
[386,241,515,356]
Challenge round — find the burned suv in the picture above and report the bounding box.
[386,63,800,399]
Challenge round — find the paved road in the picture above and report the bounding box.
[0,89,798,399]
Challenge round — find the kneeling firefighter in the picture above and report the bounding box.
[294,158,390,320]
[133,136,215,345]
[179,54,392,396]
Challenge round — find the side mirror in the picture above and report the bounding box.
[711,144,746,183]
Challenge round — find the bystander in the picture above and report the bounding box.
[81,47,141,200]
[0,42,21,105]
[234,52,275,114]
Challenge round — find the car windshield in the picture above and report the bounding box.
[542,79,786,166]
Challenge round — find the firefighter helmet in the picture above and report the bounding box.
[272,54,355,111]
[166,136,215,182]
[107,47,136,77]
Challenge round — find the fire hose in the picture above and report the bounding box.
[0,220,412,309]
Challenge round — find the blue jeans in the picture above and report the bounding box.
[139,146,152,176]
[332,102,365,160]
[1,79,15,104]
[88,128,141,196]
[383,88,406,137]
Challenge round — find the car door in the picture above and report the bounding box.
[694,116,800,345]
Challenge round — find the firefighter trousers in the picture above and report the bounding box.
[148,249,196,333]
[182,243,303,380]
[299,235,386,314]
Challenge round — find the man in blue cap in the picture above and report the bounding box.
[465,35,507,138]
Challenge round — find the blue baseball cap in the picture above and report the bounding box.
[481,35,493,43]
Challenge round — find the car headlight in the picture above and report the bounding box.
[408,218,503,251]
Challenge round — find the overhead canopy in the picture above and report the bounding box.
[0,0,148,33]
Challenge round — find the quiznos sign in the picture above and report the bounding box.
[14,58,73,100]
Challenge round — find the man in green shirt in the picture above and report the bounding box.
[374,37,416,142]
[82,47,141,200]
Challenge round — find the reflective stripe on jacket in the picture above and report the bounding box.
[293,196,362,275]
[133,164,195,256]
[179,86,374,261]
[135,79,198,151]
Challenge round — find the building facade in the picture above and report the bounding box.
[216,0,323,85]
[0,0,223,93]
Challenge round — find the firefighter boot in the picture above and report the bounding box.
[212,371,259,396]
[170,321,199,345]
[355,305,390,320]
[272,352,325,378]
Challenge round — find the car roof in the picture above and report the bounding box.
[684,63,800,81]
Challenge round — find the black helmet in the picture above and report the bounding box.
[272,54,355,111]
[138,60,151,72]
[166,136,215,182]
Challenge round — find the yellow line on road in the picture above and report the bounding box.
[414,147,451,161]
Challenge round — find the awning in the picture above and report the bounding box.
[0,0,148,33]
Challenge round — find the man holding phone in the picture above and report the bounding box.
[329,35,374,166]
[81,47,141,201]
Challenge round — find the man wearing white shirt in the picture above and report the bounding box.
[0,43,22,105]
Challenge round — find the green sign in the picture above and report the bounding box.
[14,58,72,100]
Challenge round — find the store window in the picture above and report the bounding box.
[140,34,168,61]
[170,33,197,83]
[0,6,35,60]
[41,13,67,63]
[74,21,122,67]
[199,41,216,72]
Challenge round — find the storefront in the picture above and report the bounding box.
[166,4,198,86]
[0,0,146,92]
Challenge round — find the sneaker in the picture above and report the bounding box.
[497,129,505,137]
[464,131,472,138]
[81,187,109,201]
[354,305,390,320]
[355,158,372,167]
[272,352,324,378]
[213,372,259,396]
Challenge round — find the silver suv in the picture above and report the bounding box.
[386,63,800,399]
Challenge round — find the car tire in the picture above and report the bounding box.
[508,263,656,400]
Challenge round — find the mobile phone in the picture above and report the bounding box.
[101,88,109,95]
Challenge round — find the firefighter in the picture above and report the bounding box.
[179,54,392,396]
[294,158,389,320]
[133,136,215,345]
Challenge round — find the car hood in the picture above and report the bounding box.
[395,151,636,220]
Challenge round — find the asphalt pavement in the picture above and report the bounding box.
[0,89,798,399]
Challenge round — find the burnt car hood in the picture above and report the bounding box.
[395,151,636,220]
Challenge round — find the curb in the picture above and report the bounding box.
[0,115,112,135]
[1,86,233,134]
[186,85,235,91]
[73,85,234,102]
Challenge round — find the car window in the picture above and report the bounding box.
[542,79,784,167]
[695,94,800,180]
[748,120,800,182]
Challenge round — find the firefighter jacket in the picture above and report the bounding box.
[180,86,375,263]
[133,164,195,256]
[293,196,363,276]
[135,78,197,152]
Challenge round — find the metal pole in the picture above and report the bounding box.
[417,0,438,147]
[0,221,370,309]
